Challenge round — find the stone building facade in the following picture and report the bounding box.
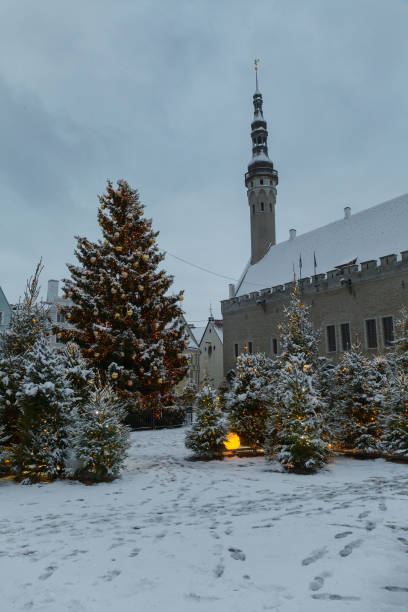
[190,317,224,389]
[222,69,408,375]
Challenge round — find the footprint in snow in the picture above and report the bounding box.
[383,586,408,592]
[129,548,141,557]
[365,521,376,531]
[358,511,370,519]
[309,571,331,592]
[39,564,57,580]
[379,501,387,512]
[301,547,327,566]
[334,531,352,539]
[311,593,360,601]
[214,562,225,577]
[339,539,363,557]
[228,547,246,561]
[101,569,121,581]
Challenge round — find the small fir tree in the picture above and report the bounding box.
[265,287,329,472]
[59,180,188,408]
[0,260,50,443]
[71,386,130,482]
[226,352,275,448]
[381,364,408,458]
[14,338,75,483]
[334,346,384,455]
[185,385,227,457]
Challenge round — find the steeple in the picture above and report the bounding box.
[245,61,279,265]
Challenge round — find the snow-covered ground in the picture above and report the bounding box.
[1,428,408,612]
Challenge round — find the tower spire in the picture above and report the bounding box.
[245,63,279,264]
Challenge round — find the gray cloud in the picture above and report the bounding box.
[0,0,407,321]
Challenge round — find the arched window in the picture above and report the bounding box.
[252,204,255,214]
[260,202,264,211]
[269,202,272,212]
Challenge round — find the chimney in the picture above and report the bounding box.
[344,206,351,219]
[47,279,59,303]
[289,228,296,240]
[228,283,235,298]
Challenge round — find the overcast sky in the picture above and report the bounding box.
[1,0,407,322]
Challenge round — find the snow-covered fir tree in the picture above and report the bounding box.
[71,385,130,482]
[381,366,408,458]
[0,260,50,444]
[226,352,275,448]
[185,385,227,458]
[60,342,95,408]
[334,346,384,455]
[59,180,188,410]
[265,287,329,472]
[14,338,75,483]
[392,307,408,373]
[0,424,10,474]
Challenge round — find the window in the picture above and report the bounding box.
[57,312,65,323]
[269,203,272,212]
[0,311,3,325]
[270,180,273,185]
[248,342,253,354]
[326,325,336,352]
[272,338,278,355]
[382,316,394,346]
[208,345,212,357]
[340,323,351,351]
[250,181,253,187]
[252,204,255,215]
[366,319,378,349]
[260,179,264,185]
[234,343,239,357]
[260,202,264,211]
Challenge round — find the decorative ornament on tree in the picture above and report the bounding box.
[121,272,128,279]
[91,257,96,263]
[138,285,144,292]
[111,373,118,380]
[127,310,133,316]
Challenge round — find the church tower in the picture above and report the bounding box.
[245,62,278,265]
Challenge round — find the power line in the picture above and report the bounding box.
[165,250,268,288]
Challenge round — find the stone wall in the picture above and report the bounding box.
[222,250,408,375]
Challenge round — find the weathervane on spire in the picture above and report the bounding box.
[254,58,260,91]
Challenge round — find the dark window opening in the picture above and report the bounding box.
[340,323,351,351]
[269,202,272,212]
[327,325,336,352]
[260,179,264,185]
[234,343,239,357]
[260,202,264,211]
[250,181,253,187]
[382,316,394,346]
[57,313,65,323]
[366,319,378,348]
[248,341,253,354]
[208,345,212,357]
[252,204,255,214]
[272,338,278,355]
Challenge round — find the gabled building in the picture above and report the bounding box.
[221,68,408,376]
[191,317,224,389]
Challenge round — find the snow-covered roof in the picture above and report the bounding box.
[214,322,223,342]
[190,326,206,345]
[236,193,408,297]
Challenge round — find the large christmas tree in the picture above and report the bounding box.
[59,180,188,409]
[265,287,329,472]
